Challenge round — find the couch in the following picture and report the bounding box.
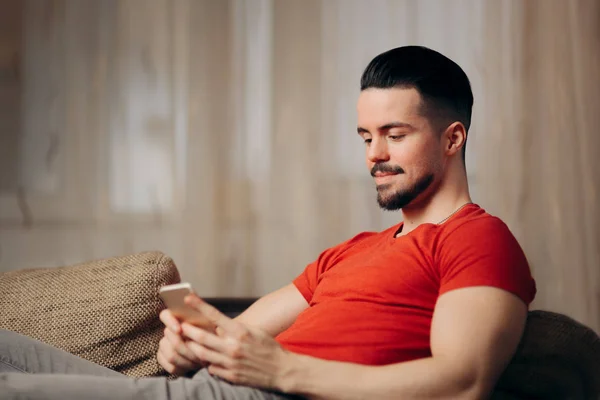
[0,251,599,398]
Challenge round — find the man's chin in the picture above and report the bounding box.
[378,201,403,211]
[377,194,407,211]
[375,172,434,211]
[376,188,415,211]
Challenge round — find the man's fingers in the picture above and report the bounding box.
[157,338,197,374]
[159,309,181,333]
[181,322,229,353]
[184,294,248,338]
[186,341,232,368]
[157,351,187,376]
[159,336,197,370]
[207,364,240,384]
[184,294,228,325]
[157,351,181,375]
[164,327,202,363]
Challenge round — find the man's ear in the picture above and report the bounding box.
[443,122,467,157]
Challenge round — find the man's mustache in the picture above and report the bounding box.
[370,164,405,177]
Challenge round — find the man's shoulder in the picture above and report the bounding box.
[439,205,520,248]
[442,204,508,233]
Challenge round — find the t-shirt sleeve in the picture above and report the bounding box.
[437,217,536,304]
[293,260,322,303]
[293,232,375,303]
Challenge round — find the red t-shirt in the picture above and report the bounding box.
[275,204,536,365]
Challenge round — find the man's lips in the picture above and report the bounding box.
[373,172,398,177]
[374,173,399,184]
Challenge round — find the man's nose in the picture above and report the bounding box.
[367,138,390,163]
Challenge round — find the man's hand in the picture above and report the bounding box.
[157,308,207,376]
[180,293,294,390]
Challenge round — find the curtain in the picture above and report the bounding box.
[1,0,598,331]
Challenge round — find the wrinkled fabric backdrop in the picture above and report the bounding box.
[0,0,598,332]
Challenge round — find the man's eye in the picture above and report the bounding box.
[363,138,372,144]
[388,135,405,141]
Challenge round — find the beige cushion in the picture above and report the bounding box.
[0,251,180,377]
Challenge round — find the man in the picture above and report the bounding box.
[0,46,535,399]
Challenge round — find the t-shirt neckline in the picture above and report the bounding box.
[391,203,479,240]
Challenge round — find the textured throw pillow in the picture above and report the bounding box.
[0,251,181,377]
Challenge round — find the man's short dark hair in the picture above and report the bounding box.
[360,46,473,161]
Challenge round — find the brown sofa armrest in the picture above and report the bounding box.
[494,310,600,399]
[0,251,181,377]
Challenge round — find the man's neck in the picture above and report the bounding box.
[397,178,472,237]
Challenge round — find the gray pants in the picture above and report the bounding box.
[0,329,299,400]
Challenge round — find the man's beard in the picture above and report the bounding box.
[375,172,434,211]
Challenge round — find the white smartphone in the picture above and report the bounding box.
[158,282,215,330]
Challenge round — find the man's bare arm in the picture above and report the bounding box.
[179,285,526,398]
[278,286,526,399]
[234,284,308,337]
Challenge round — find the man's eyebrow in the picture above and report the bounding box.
[357,122,415,134]
[379,122,415,131]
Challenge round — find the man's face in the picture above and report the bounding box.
[357,87,444,210]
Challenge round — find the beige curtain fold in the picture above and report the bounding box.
[1,0,598,331]
[479,0,600,329]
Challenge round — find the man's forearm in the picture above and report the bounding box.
[278,352,486,400]
[232,284,308,337]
